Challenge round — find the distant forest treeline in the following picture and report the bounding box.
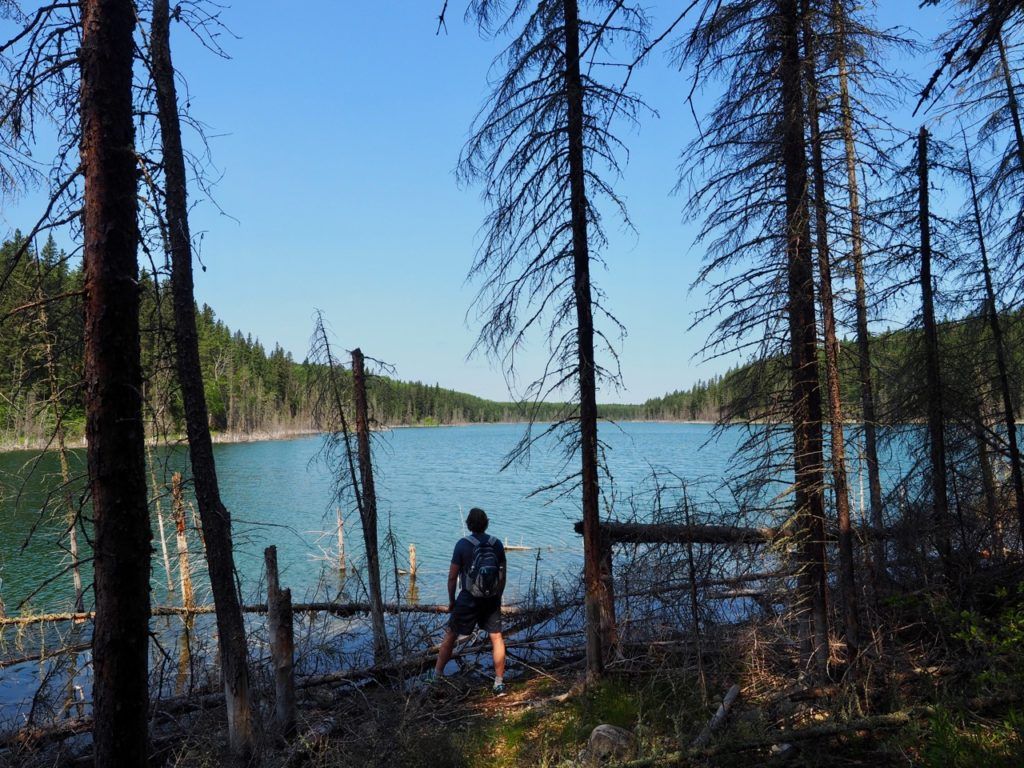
[4,232,1021,445]
[0,233,673,443]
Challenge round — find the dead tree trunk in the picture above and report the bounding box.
[964,139,1024,540]
[264,546,296,736]
[563,0,616,681]
[779,0,829,673]
[802,5,859,659]
[917,127,953,575]
[80,0,152,762]
[833,0,885,580]
[34,267,84,612]
[351,348,389,664]
[150,0,255,756]
[148,446,175,597]
[172,473,195,613]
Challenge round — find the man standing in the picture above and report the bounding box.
[433,507,507,695]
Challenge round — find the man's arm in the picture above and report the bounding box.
[446,563,459,611]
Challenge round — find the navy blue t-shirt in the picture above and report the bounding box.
[451,533,506,594]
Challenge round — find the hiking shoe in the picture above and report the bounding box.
[492,681,507,697]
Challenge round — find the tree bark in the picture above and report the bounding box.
[150,1,255,756]
[171,473,195,613]
[563,0,616,681]
[833,0,885,581]
[802,3,859,659]
[917,127,953,576]
[779,0,829,674]
[80,0,151,763]
[264,546,296,736]
[351,348,389,664]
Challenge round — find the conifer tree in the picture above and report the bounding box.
[460,0,649,678]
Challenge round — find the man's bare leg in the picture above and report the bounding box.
[490,632,506,681]
[434,627,458,676]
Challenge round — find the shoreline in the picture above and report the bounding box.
[0,416,966,454]
[0,420,721,454]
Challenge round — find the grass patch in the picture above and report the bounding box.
[909,706,1024,768]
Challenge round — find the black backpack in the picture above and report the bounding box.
[463,534,501,598]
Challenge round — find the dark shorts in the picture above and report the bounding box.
[449,592,502,636]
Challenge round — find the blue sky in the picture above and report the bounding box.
[1,2,952,403]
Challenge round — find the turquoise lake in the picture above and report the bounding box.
[0,422,748,614]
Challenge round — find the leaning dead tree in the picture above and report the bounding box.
[80,0,152,763]
[460,0,650,680]
[309,314,389,664]
[148,0,255,756]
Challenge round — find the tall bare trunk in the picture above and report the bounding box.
[802,4,859,658]
[351,348,389,664]
[80,0,151,762]
[965,131,1024,539]
[779,0,829,673]
[150,1,255,755]
[917,127,952,576]
[563,0,616,680]
[833,0,884,578]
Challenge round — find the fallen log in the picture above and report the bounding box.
[0,600,549,628]
[0,610,572,749]
[575,521,780,545]
[0,642,91,669]
[577,521,888,546]
[616,706,935,767]
[691,683,740,748]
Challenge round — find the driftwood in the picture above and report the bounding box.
[0,642,91,669]
[691,683,740,748]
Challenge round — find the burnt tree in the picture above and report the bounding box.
[917,127,953,575]
[779,0,830,671]
[459,0,645,679]
[802,0,859,659]
[80,0,152,763]
[150,0,255,755]
[351,348,389,664]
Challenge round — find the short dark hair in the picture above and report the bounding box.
[466,507,488,534]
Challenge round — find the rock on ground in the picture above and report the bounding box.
[585,724,636,762]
